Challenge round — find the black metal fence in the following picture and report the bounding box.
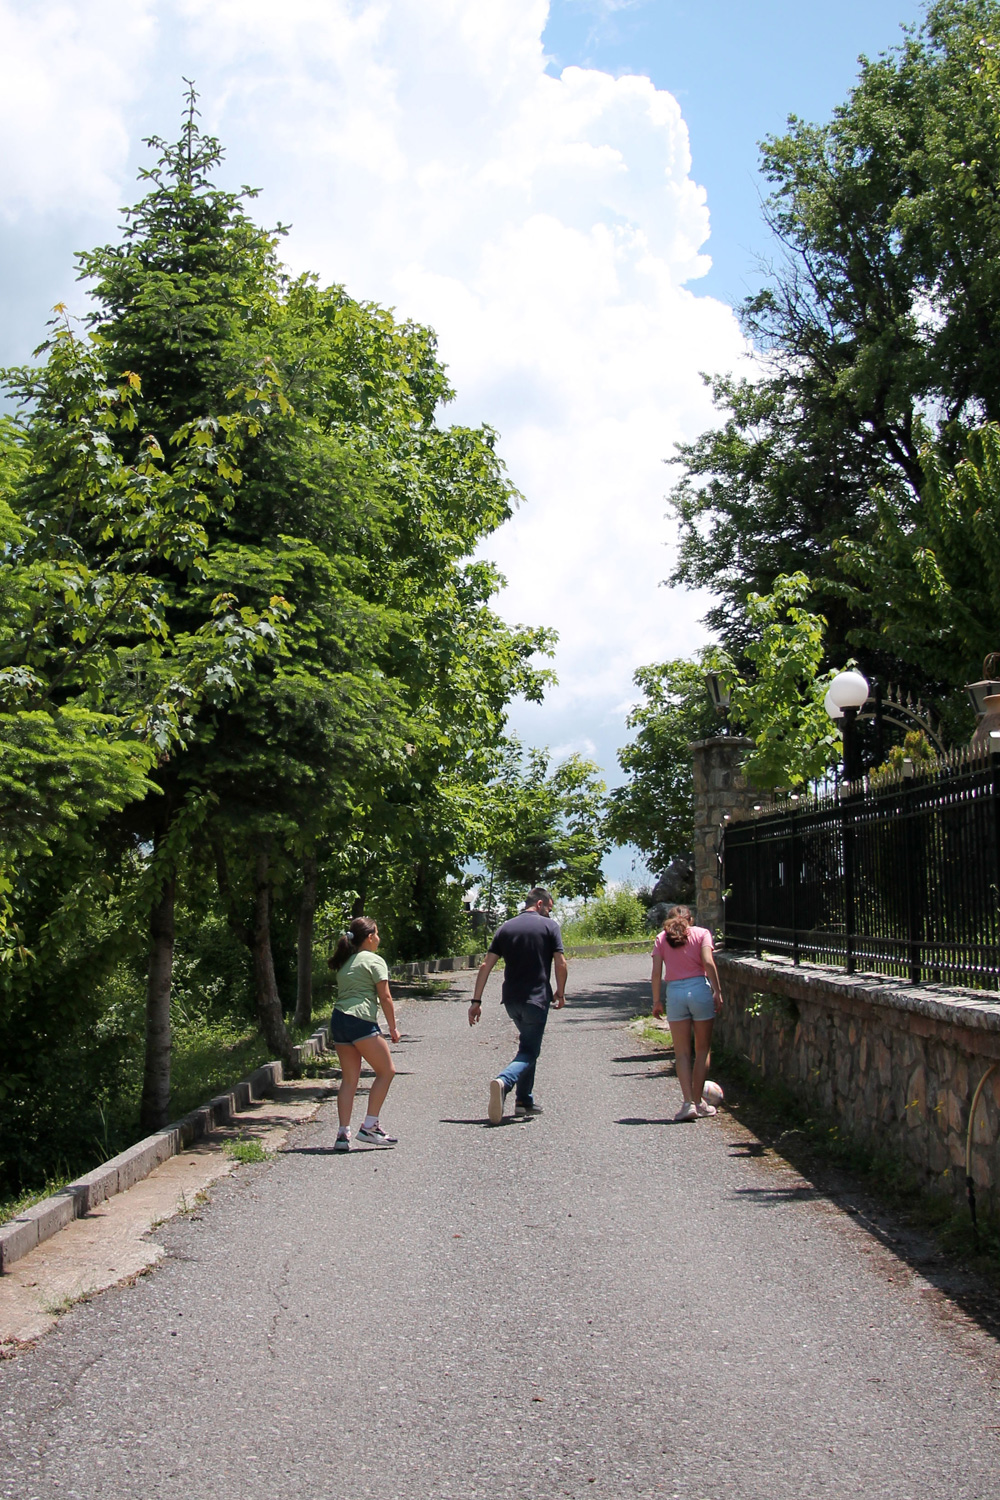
[721,748,1000,988]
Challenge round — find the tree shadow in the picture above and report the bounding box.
[616,1116,692,1127]
[658,1044,1000,1347]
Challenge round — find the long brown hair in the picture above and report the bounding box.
[329,916,378,971]
[662,905,693,949]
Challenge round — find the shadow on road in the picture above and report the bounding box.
[281,1145,391,1156]
[620,1032,1000,1348]
[734,1184,824,1202]
[560,980,650,1018]
[615,1116,691,1128]
[439,1117,529,1129]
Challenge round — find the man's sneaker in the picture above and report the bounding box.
[514,1100,543,1118]
[674,1101,698,1122]
[488,1078,507,1125]
[334,1131,351,1152]
[356,1124,398,1145]
[695,1100,717,1117]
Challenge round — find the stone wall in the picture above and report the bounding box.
[715,953,1000,1218]
[690,736,755,933]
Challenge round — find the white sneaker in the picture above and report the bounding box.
[334,1130,351,1153]
[695,1100,717,1117]
[356,1124,398,1145]
[488,1078,506,1125]
[674,1101,698,1122]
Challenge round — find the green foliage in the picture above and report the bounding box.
[839,423,1000,685]
[720,574,842,790]
[872,728,938,780]
[472,742,608,912]
[670,0,1000,702]
[571,887,647,942]
[609,579,841,860]
[605,655,719,869]
[0,94,558,1191]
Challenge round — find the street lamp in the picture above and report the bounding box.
[825,669,870,783]
[705,669,730,724]
[965,654,1000,721]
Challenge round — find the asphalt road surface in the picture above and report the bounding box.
[3,953,1000,1499]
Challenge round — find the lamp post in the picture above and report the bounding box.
[825,669,870,784]
[965,654,1000,745]
[705,669,730,728]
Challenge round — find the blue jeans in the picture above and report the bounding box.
[497,1001,549,1104]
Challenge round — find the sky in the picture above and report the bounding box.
[0,0,926,878]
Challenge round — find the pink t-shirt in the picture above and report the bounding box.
[652,925,713,981]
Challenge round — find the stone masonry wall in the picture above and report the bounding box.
[691,736,756,934]
[715,953,1000,1220]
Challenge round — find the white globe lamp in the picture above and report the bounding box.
[825,670,869,783]
[825,670,870,714]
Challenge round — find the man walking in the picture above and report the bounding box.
[469,887,568,1124]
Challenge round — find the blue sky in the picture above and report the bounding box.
[543,0,926,308]
[0,0,928,882]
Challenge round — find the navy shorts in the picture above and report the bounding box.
[330,1009,381,1044]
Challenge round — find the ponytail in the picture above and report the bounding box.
[329,916,378,971]
[662,904,693,949]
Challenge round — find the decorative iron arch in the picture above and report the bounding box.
[858,683,946,756]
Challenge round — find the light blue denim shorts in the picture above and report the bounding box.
[665,975,715,1023]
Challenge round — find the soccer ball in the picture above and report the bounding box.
[702,1079,724,1107]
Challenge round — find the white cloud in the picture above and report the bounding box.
[0,0,748,767]
[0,1,155,220]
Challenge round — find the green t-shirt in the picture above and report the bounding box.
[333,950,388,1023]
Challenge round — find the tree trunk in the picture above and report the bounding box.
[140,870,175,1133]
[294,854,318,1029]
[252,843,294,1065]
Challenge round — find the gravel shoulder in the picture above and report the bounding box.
[2,953,999,1499]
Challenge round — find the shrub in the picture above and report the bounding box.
[576,888,647,941]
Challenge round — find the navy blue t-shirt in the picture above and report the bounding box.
[488,910,564,1009]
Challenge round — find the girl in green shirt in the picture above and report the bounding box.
[329,916,400,1151]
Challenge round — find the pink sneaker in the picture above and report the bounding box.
[674,1101,697,1122]
[695,1100,717,1117]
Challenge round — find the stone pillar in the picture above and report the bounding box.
[690,736,756,935]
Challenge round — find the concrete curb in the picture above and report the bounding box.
[0,952,525,1275]
[0,1031,332,1275]
[391,953,486,979]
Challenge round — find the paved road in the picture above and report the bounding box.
[3,954,1000,1499]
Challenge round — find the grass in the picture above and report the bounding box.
[224,1137,271,1165]
[167,1019,272,1121]
[0,1175,73,1228]
[563,936,650,960]
[631,1013,672,1047]
[0,1016,280,1227]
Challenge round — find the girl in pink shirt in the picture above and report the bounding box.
[651,905,724,1121]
